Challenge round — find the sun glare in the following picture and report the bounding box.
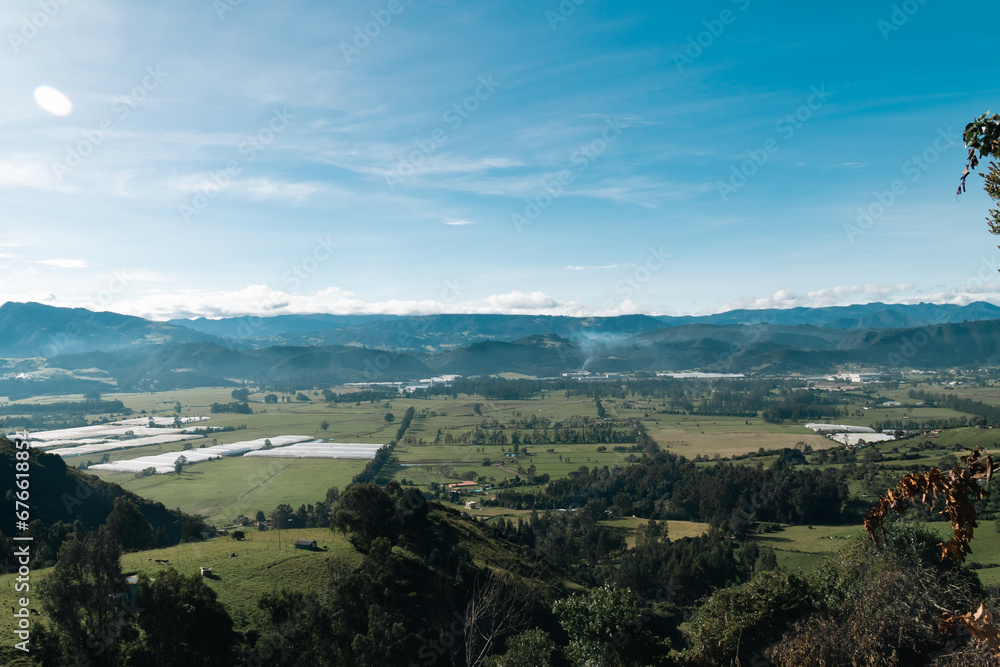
[33,85,73,116]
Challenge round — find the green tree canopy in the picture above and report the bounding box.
[39,527,136,667]
[960,112,1000,233]
[552,584,666,667]
[129,568,238,666]
[104,496,153,552]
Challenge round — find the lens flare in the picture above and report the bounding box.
[33,85,73,116]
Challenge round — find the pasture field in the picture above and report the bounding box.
[95,457,366,526]
[0,528,359,650]
[836,405,972,425]
[752,524,864,572]
[120,528,360,630]
[598,517,711,548]
[36,382,1000,532]
[751,521,1000,586]
[643,415,830,458]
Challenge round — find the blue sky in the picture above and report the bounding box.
[0,0,997,320]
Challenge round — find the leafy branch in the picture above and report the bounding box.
[864,448,998,563]
[958,112,1000,234]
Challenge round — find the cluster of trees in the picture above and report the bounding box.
[0,398,128,416]
[0,440,209,573]
[352,406,416,485]
[34,526,238,666]
[610,520,776,606]
[268,490,338,531]
[444,423,638,447]
[686,523,991,665]
[209,401,253,414]
[761,389,845,423]
[0,398,133,431]
[490,449,850,528]
[231,388,251,401]
[319,386,401,404]
[422,376,547,400]
[909,388,1000,426]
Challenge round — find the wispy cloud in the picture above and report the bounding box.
[38,259,90,269]
[565,263,632,271]
[721,283,919,311]
[58,285,643,320]
[444,219,476,226]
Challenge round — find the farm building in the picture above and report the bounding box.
[294,539,317,550]
[465,501,477,510]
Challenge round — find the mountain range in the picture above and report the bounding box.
[4,300,1000,358]
[2,301,1000,396]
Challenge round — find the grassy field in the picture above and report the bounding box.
[76,385,840,527]
[644,416,832,458]
[598,517,711,547]
[28,382,1000,536]
[751,520,1000,587]
[752,524,865,572]
[0,527,360,662]
[95,457,367,526]
[119,527,360,630]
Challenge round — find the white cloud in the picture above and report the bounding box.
[65,285,645,321]
[444,219,476,226]
[38,259,90,269]
[565,263,631,271]
[160,174,325,204]
[242,178,323,204]
[483,290,559,312]
[720,283,917,311]
[0,156,82,194]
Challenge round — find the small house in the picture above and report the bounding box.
[294,539,317,550]
[465,501,477,510]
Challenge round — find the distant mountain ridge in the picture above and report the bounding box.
[167,301,1000,351]
[3,301,999,360]
[0,301,223,357]
[3,302,1000,396]
[5,321,998,397]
